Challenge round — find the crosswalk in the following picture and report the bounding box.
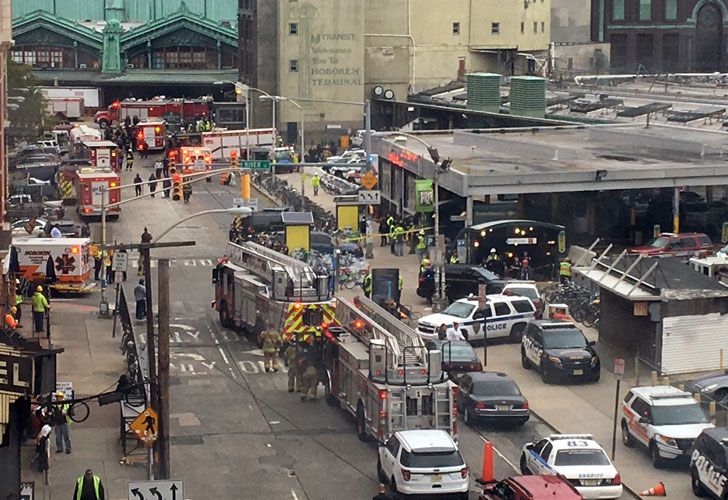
[128,258,217,269]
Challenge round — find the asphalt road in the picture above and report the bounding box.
[97,153,640,499]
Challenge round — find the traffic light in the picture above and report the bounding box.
[240,173,250,200]
[170,161,182,201]
[230,149,238,169]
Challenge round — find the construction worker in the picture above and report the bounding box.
[311,173,320,196]
[363,271,372,298]
[4,306,17,332]
[559,257,572,284]
[385,214,394,249]
[393,223,405,257]
[14,280,24,327]
[125,149,134,171]
[415,230,427,261]
[261,327,282,372]
[419,257,431,274]
[53,391,72,453]
[284,338,300,392]
[31,286,49,333]
[73,469,105,500]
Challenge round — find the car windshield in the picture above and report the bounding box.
[474,267,499,280]
[443,302,476,319]
[554,449,611,466]
[542,329,587,350]
[472,380,521,396]
[506,287,539,299]
[400,449,464,468]
[647,237,670,248]
[438,343,477,361]
[651,403,708,425]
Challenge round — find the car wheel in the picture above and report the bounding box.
[540,363,551,384]
[356,403,367,442]
[519,453,530,474]
[521,347,530,370]
[691,468,708,497]
[621,420,634,447]
[509,324,526,343]
[377,457,387,484]
[650,442,664,469]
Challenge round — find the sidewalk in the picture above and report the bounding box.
[20,298,146,500]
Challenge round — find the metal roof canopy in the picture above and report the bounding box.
[281,212,314,225]
[469,219,565,232]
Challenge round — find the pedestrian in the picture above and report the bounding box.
[261,327,282,372]
[52,391,71,454]
[378,217,388,247]
[154,159,163,179]
[162,176,172,198]
[437,324,447,341]
[162,155,169,177]
[31,286,49,333]
[415,229,427,261]
[73,469,105,500]
[133,174,142,196]
[393,223,405,257]
[395,273,403,306]
[14,279,23,328]
[311,173,320,196]
[284,339,300,392]
[446,322,466,341]
[520,253,532,280]
[372,483,392,500]
[140,141,148,159]
[183,182,192,204]
[50,224,62,238]
[133,279,146,320]
[34,419,51,472]
[559,257,572,284]
[105,250,113,284]
[148,173,157,198]
[93,249,102,281]
[125,149,134,171]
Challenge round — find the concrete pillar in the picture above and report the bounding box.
[466,196,474,227]
[550,193,559,221]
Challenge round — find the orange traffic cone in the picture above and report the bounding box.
[640,482,666,496]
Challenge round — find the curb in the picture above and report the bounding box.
[528,407,642,499]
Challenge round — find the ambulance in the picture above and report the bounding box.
[75,167,121,218]
[11,237,94,293]
[180,147,213,176]
[135,121,166,152]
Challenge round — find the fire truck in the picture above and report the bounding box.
[179,147,213,175]
[212,241,336,344]
[94,98,211,128]
[12,237,94,293]
[202,128,276,161]
[323,296,457,443]
[134,121,166,151]
[74,167,121,218]
[83,140,119,169]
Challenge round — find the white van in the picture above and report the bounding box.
[417,294,536,342]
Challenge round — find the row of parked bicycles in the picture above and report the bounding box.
[253,173,336,231]
[542,281,601,327]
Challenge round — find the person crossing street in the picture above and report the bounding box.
[261,327,282,372]
[311,173,320,196]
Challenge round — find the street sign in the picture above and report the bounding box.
[233,197,258,211]
[358,190,380,204]
[614,357,625,379]
[114,271,124,283]
[360,171,378,190]
[129,407,158,445]
[241,159,271,170]
[128,480,183,500]
[112,252,128,272]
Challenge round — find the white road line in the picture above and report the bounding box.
[219,347,229,365]
[479,435,519,473]
[291,491,299,500]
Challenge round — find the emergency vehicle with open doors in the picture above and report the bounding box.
[212,241,335,345]
[11,237,94,293]
[323,295,457,443]
[202,127,276,161]
[81,140,119,169]
[179,147,213,176]
[74,167,121,218]
[135,121,166,152]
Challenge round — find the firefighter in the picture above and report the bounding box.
[300,336,319,402]
[261,327,282,372]
[284,338,300,392]
[125,149,134,171]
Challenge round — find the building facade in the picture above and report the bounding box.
[591,0,728,71]
[1,0,11,231]
[10,0,239,101]
[241,0,551,142]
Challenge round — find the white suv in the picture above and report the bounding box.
[621,385,714,467]
[377,429,469,498]
[417,294,536,342]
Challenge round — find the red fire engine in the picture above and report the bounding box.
[74,167,121,218]
[135,121,166,151]
[94,98,210,128]
[81,140,119,170]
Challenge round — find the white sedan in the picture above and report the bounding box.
[520,434,623,499]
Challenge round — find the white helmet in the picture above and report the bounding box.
[490,248,496,253]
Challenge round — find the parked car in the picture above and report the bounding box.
[621,385,714,467]
[689,427,728,499]
[425,340,482,379]
[489,280,543,316]
[627,232,712,258]
[444,264,500,303]
[239,207,291,237]
[325,148,365,166]
[457,371,529,427]
[417,295,536,342]
[377,429,469,498]
[521,320,600,383]
[520,434,622,499]
[686,370,728,406]
[478,475,582,499]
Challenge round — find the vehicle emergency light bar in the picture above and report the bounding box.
[549,434,594,441]
[649,393,693,400]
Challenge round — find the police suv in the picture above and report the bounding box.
[519,434,623,499]
[520,320,600,384]
[690,427,728,499]
[621,385,714,468]
[416,295,536,342]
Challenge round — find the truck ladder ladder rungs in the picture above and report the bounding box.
[226,241,318,290]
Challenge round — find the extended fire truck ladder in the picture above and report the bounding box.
[226,241,330,301]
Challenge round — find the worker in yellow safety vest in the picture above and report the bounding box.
[73,469,105,500]
[559,258,572,284]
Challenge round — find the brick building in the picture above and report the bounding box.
[591,0,727,71]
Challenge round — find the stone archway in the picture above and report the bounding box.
[695,2,724,70]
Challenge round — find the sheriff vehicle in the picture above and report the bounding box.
[519,434,622,499]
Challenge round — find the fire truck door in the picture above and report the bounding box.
[91,181,107,208]
[96,149,111,167]
[143,127,155,147]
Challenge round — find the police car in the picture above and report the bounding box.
[621,385,714,468]
[690,428,728,499]
[519,434,623,499]
[520,320,600,384]
[416,295,536,342]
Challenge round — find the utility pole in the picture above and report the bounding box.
[157,259,171,479]
[140,228,158,475]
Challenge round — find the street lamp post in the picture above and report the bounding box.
[259,96,305,193]
[153,207,253,243]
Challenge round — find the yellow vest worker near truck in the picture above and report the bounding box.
[31,286,49,333]
[559,258,572,284]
